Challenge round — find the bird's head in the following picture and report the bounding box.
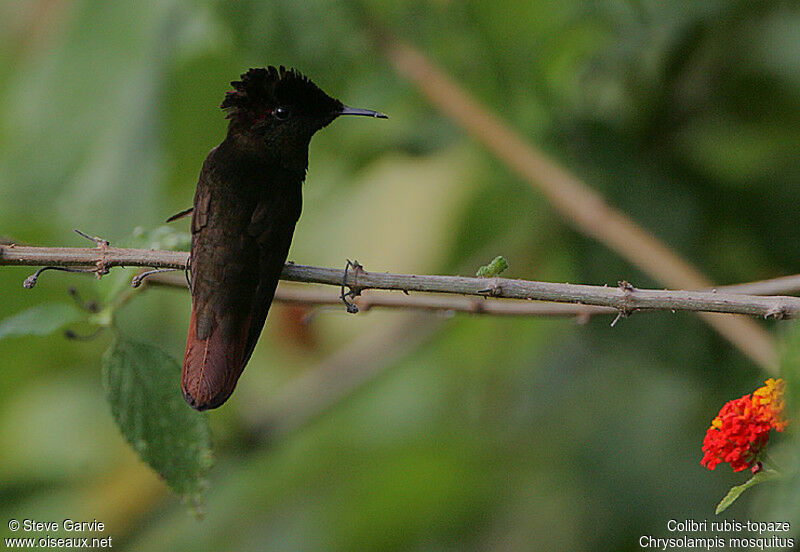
[221,66,386,166]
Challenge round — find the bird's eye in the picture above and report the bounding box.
[273,106,291,121]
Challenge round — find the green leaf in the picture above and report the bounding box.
[715,469,780,514]
[476,256,509,278]
[0,303,84,339]
[103,333,212,514]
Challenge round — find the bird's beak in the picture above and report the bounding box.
[338,105,388,119]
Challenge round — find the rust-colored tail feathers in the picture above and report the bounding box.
[181,305,250,411]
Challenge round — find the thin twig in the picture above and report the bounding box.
[147,271,800,318]
[146,272,612,318]
[710,275,800,297]
[0,245,185,269]
[3,245,800,322]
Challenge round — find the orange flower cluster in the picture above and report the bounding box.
[701,378,788,472]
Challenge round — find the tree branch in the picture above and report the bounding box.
[277,287,611,318]
[3,244,800,320]
[146,273,612,318]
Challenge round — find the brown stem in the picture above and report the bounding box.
[146,273,613,318]
[3,245,800,328]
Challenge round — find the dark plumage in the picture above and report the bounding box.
[181,67,386,410]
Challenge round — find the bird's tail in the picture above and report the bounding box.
[181,305,250,411]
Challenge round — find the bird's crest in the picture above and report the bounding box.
[221,66,340,118]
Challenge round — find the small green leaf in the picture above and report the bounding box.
[103,333,212,514]
[715,469,780,514]
[0,303,84,339]
[476,256,509,278]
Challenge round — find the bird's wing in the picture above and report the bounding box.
[240,192,301,366]
[181,161,301,411]
[182,163,258,410]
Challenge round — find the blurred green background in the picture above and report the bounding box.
[1,1,800,550]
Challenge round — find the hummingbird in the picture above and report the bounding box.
[179,66,386,410]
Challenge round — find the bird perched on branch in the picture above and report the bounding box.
[180,66,386,410]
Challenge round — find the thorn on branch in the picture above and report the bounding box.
[610,311,626,327]
[618,280,636,292]
[613,280,636,321]
[477,281,502,296]
[74,228,111,279]
[74,228,109,248]
[340,259,364,314]
[24,266,97,289]
[22,231,116,288]
[764,305,788,320]
[131,268,182,288]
